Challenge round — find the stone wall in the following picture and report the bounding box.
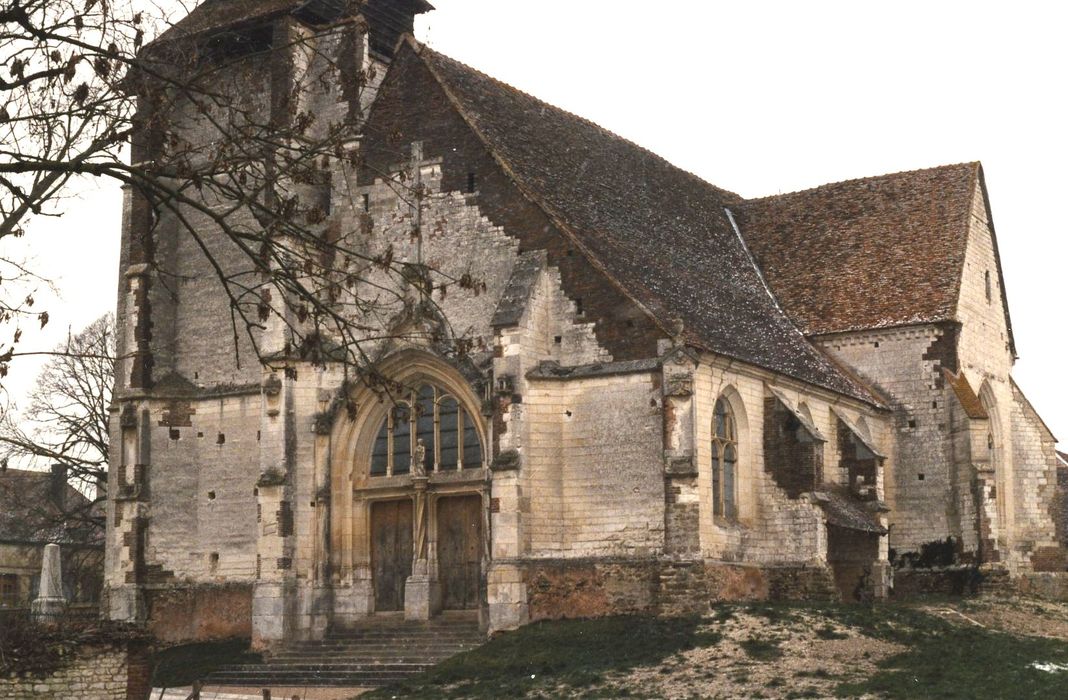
[522,372,665,558]
[1009,383,1061,571]
[524,559,838,621]
[818,325,957,555]
[0,642,150,700]
[145,583,253,643]
[693,358,890,569]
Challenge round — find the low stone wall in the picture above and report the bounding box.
[526,559,659,621]
[1016,572,1068,601]
[524,558,839,621]
[145,583,253,643]
[0,642,151,699]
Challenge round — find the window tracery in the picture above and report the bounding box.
[712,397,738,519]
[369,383,484,477]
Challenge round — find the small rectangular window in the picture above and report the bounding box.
[467,173,477,193]
[985,270,992,303]
[0,574,19,606]
[362,193,370,212]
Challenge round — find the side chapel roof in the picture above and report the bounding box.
[404,41,880,406]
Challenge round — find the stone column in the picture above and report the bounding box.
[32,543,67,623]
[405,443,440,620]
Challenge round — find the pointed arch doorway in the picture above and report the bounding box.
[330,352,490,622]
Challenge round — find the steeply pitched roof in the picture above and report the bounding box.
[734,163,979,337]
[406,41,880,406]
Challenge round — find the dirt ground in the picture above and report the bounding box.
[932,596,1068,641]
[577,597,1068,700]
[598,609,900,699]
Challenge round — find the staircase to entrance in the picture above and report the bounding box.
[203,612,484,688]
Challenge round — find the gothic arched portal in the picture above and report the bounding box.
[328,351,489,620]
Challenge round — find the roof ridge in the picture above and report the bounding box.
[412,39,743,203]
[743,161,980,204]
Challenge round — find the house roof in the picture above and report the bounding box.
[407,41,880,406]
[0,469,99,546]
[734,163,988,337]
[149,0,434,51]
[1058,451,1068,467]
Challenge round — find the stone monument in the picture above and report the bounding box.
[32,543,67,622]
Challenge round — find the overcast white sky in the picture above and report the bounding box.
[6,0,1066,446]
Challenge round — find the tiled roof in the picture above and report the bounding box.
[1058,451,1068,467]
[734,163,979,337]
[0,469,98,545]
[410,42,880,406]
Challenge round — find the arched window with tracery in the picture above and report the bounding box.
[369,383,485,477]
[712,397,738,519]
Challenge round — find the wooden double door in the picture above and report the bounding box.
[370,494,482,612]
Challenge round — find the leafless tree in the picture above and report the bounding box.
[0,313,113,536]
[1,0,457,390]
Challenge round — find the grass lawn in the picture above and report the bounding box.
[362,599,1068,699]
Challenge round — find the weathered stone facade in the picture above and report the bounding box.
[105,0,1062,649]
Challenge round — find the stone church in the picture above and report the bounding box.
[105,0,1063,647]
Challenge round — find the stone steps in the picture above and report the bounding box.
[203,614,484,689]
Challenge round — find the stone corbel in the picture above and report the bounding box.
[258,467,287,488]
[491,449,521,473]
[665,457,698,477]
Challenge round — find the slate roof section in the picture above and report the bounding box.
[409,42,880,406]
[1057,451,1068,467]
[814,490,888,535]
[734,163,980,337]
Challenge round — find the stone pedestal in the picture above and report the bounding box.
[487,563,528,633]
[404,572,441,621]
[32,543,67,623]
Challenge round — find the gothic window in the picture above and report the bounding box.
[712,397,738,519]
[369,384,484,477]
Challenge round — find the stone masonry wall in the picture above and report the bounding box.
[359,44,666,361]
[1010,384,1062,571]
[693,359,890,568]
[143,392,262,581]
[523,372,665,558]
[818,325,959,555]
[0,643,150,700]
